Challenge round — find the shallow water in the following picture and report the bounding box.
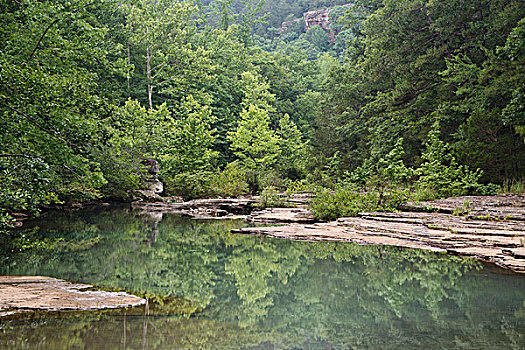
[1,205,524,349]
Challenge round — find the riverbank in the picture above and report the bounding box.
[127,193,525,273]
[4,193,523,317]
[234,195,525,274]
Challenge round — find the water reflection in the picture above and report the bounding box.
[0,206,524,349]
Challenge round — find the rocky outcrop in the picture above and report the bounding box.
[131,193,316,221]
[133,158,164,202]
[142,158,163,194]
[403,195,525,220]
[247,207,315,224]
[279,3,354,40]
[303,8,331,31]
[0,276,145,316]
[134,190,165,202]
[132,198,257,219]
[234,195,525,274]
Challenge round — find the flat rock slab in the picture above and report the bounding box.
[247,207,315,224]
[132,198,256,218]
[404,195,525,220]
[0,276,145,316]
[234,196,525,274]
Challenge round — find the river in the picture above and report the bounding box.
[1,205,524,349]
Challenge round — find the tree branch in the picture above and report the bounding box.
[26,3,91,64]
[0,102,76,147]
[26,18,61,64]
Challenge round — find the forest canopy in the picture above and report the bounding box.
[1,0,524,227]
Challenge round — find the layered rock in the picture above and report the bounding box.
[0,276,145,316]
[134,158,164,202]
[278,3,354,41]
[234,195,525,274]
[132,198,257,219]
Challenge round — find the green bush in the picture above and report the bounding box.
[209,162,249,198]
[414,122,497,198]
[410,187,439,202]
[310,182,410,222]
[57,184,103,203]
[256,186,285,208]
[256,169,285,192]
[98,152,144,201]
[501,178,525,194]
[305,168,338,189]
[100,172,142,202]
[0,210,15,234]
[285,180,315,196]
[163,171,214,200]
[310,186,376,221]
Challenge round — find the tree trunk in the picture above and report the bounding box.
[146,27,153,110]
[127,43,131,90]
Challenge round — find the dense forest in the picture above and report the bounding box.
[1,0,524,228]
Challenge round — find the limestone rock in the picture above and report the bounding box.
[141,158,164,195]
[145,179,164,194]
[234,195,525,274]
[133,190,165,202]
[0,276,145,316]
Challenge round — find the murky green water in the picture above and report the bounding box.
[1,206,524,349]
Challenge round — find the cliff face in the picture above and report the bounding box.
[303,8,331,32]
[280,3,353,41]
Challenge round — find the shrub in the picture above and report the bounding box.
[256,186,285,208]
[57,184,103,203]
[162,171,214,200]
[501,179,525,194]
[285,180,315,196]
[310,185,377,221]
[410,187,439,202]
[310,182,410,222]
[0,210,15,234]
[209,162,249,198]
[256,169,284,192]
[414,122,497,198]
[305,168,338,189]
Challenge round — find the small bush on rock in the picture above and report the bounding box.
[209,162,249,198]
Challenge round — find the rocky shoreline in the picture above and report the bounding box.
[233,195,525,274]
[3,194,523,317]
[131,193,525,273]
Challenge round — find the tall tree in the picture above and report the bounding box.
[127,0,212,109]
[0,0,126,212]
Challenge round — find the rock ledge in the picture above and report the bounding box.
[0,276,145,317]
[234,195,525,274]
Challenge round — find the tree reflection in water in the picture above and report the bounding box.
[1,206,524,349]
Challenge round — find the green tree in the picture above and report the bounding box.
[126,0,212,109]
[276,113,309,179]
[319,0,525,181]
[228,104,281,170]
[157,96,219,175]
[414,121,486,198]
[0,0,126,208]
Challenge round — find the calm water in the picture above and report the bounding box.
[0,206,524,349]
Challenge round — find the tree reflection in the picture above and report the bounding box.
[1,206,524,349]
